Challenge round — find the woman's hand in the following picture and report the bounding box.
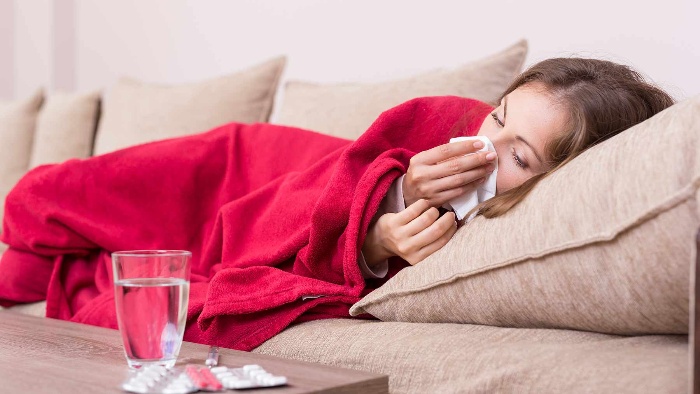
[362,199,458,266]
[403,140,497,208]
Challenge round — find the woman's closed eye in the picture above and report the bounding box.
[491,112,504,127]
[511,148,527,169]
[492,112,528,170]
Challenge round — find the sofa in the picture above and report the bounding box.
[0,39,695,393]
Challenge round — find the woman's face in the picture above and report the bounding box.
[477,82,569,193]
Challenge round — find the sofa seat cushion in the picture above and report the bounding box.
[254,319,687,394]
[3,300,46,317]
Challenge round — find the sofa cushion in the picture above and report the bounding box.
[254,319,687,394]
[351,94,700,335]
[274,40,527,140]
[0,89,43,229]
[93,56,286,155]
[3,300,46,317]
[29,91,100,167]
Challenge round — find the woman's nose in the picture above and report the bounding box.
[489,139,506,168]
[489,131,508,146]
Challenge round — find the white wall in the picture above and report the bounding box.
[4,0,700,102]
[0,0,14,100]
[13,0,52,98]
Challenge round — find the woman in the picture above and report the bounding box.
[0,57,674,351]
[361,57,674,271]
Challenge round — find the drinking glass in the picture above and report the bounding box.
[112,250,191,369]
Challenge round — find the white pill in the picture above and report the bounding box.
[216,371,233,379]
[210,366,228,374]
[122,383,149,393]
[137,377,156,387]
[151,365,168,374]
[272,376,287,386]
[256,376,275,384]
[248,370,268,377]
[243,364,262,371]
[269,376,288,386]
[222,376,240,384]
[268,376,285,385]
[142,371,162,380]
[226,380,255,389]
[162,386,191,394]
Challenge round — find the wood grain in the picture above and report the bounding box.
[0,311,388,394]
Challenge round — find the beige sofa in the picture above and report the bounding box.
[0,40,695,393]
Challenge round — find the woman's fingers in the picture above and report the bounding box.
[403,140,497,208]
[425,177,488,206]
[401,204,441,237]
[436,150,496,176]
[392,199,453,242]
[423,163,494,191]
[393,199,432,226]
[411,211,457,252]
[410,212,457,265]
[410,150,495,185]
[405,163,494,207]
[383,200,459,265]
[411,140,485,166]
[406,212,458,265]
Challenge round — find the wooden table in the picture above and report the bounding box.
[0,311,388,393]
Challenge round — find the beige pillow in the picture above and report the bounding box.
[29,91,100,167]
[94,56,286,155]
[275,40,527,140]
[351,95,700,335]
[0,89,44,227]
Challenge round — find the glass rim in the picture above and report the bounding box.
[112,250,192,258]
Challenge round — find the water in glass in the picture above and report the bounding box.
[114,277,190,369]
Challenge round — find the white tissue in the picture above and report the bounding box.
[445,136,498,220]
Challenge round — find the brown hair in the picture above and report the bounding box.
[465,57,675,222]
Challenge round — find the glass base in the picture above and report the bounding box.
[126,357,177,370]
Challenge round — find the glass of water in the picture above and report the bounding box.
[112,250,191,369]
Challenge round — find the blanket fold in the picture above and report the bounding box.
[0,96,491,350]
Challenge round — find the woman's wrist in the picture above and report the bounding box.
[401,176,415,208]
[362,220,393,267]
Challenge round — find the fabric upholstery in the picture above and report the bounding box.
[351,94,700,335]
[0,89,43,228]
[30,91,100,167]
[2,300,45,317]
[275,40,527,140]
[254,319,688,394]
[93,56,286,155]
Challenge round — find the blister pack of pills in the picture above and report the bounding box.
[121,364,288,393]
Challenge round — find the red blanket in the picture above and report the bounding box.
[0,96,491,350]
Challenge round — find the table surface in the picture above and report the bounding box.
[0,310,388,394]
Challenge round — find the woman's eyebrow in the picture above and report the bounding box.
[516,135,544,165]
[505,96,543,167]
